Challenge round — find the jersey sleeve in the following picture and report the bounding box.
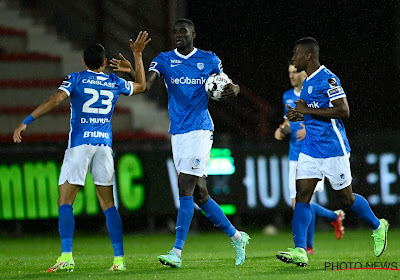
[212,53,223,74]
[148,53,165,77]
[58,73,77,96]
[323,76,346,102]
[116,76,134,96]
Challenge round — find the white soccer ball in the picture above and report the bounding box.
[205,73,232,101]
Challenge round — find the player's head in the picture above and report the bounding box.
[173,18,196,50]
[288,61,306,88]
[83,43,107,70]
[291,37,319,72]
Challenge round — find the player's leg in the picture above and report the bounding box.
[158,172,196,268]
[91,145,126,271]
[277,153,322,266]
[194,178,250,266]
[306,202,316,254]
[48,145,95,272]
[326,154,388,257]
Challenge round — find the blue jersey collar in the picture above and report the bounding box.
[174,48,198,59]
[306,65,325,81]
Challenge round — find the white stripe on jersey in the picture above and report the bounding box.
[58,86,71,96]
[331,119,347,155]
[67,106,73,148]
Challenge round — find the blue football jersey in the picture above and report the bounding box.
[149,48,223,134]
[299,65,351,158]
[58,70,134,148]
[283,88,304,161]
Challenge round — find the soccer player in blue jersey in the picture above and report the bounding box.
[13,32,151,272]
[110,18,250,268]
[275,62,345,254]
[276,37,389,267]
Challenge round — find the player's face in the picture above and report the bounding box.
[291,45,307,72]
[288,65,306,88]
[173,22,195,49]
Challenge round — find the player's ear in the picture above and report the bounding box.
[192,31,196,39]
[102,58,107,68]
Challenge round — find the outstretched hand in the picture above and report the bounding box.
[220,83,240,100]
[13,123,27,143]
[109,53,132,73]
[130,31,151,53]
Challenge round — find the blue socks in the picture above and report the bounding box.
[310,202,338,222]
[174,196,194,250]
[306,204,316,249]
[200,197,237,237]
[58,204,74,253]
[292,203,312,251]
[104,206,124,257]
[350,194,380,230]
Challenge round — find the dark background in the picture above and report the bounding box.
[187,0,400,136]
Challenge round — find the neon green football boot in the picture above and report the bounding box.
[276,247,308,267]
[372,219,389,257]
[46,253,75,272]
[109,256,127,271]
[158,250,182,268]
[232,231,251,266]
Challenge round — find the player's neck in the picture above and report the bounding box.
[294,86,302,93]
[176,46,194,56]
[306,62,321,77]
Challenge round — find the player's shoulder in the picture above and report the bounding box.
[312,66,341,88]
[283,88,294,97]
[194,48,218,59]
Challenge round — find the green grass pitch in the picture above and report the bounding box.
[1,228,399,279]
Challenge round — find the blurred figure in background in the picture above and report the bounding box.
[275,61,345,254]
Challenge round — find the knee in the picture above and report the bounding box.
[339,193,355,208]
[194,193,209,206]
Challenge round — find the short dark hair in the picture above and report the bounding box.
[84,43,106,70]
[294,37,319,54]
[174,18,195,30]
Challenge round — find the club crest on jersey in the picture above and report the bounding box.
[197,63,204,70]
[193,158,201,166]
[308,86,313,94]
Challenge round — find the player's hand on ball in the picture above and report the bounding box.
[13,123,27,143]
[109,53,132,73]
[130,31,151,54]
[220,83,240,100]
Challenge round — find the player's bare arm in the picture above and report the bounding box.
[109,53,133,76]
[129,31,152,94]
[220,83,240,100]
[274,119,291,140]
[285,104,304,122]
[296,123,306,141]
[13,89,68,143]
[294,98,350,119]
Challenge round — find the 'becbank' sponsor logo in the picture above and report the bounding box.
[170,77,206,85]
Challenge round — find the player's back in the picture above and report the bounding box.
[300,66,351,158]
[59,70,134,148]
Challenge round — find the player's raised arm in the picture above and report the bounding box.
[129,31,151,94]
[13,89,68,143]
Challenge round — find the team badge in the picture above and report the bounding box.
[193,158,201,166]
[197,63,204,70]
[340,173,345,180]
[308,86,313,94]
